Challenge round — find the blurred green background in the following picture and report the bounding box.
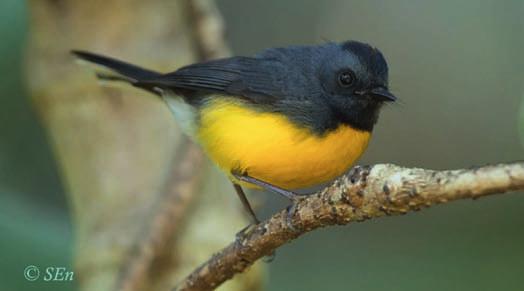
[1,0,523,290]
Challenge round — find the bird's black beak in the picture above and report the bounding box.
[370,87,396,102]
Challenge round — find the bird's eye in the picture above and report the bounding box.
[337,70,355,87]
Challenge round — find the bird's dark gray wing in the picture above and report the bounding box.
[136,56,288,104]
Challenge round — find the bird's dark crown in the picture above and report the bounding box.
[341,41,389,84]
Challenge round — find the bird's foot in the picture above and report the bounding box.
[284,196,305,233]
[234,223,258,245]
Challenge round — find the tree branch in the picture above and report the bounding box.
[117,139,204,291]
[174,162,524,291]
[116,0,231,289]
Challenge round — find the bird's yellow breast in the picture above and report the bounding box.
[197,99,371,189]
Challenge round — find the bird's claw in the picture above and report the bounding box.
[235,223,257,246]
[284,198,302,232]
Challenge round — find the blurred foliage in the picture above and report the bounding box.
[520,94,524,147]
[0,1,65,207]
[0,1,72,291]
[0,0,523,290]
[0,193,74,291]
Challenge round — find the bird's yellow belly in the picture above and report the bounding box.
[197,99,371,189]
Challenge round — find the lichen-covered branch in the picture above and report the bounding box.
[175,162,524,291]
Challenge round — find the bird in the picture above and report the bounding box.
[72,40,396,226]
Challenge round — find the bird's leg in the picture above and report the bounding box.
[233,183,260,224]
[232,173,302,232]
[232,181,278,261]
[233,173,301,200]
[232,183,260,241]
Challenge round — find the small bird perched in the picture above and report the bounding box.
[72,40,396,225]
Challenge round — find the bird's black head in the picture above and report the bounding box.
[319,41,396,131]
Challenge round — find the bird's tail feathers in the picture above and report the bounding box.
[71,50,163,94]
